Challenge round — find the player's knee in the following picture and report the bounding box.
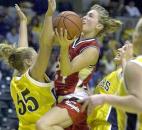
[36,119,49,130]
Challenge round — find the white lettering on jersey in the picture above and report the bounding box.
[65,100,80,112]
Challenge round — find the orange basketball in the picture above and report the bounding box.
[53,11,82,40]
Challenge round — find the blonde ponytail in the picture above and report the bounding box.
[0,43,15,60]
[104,18,122,34]
[0,43,35,72]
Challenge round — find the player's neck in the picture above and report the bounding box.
[82,31,96,39]
[19,68,28,75]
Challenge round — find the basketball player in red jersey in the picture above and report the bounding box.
[36,3,122,130]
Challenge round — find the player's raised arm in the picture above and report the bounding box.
[15,4,28,47]
[30,0,56,82]
[55,28,99,76]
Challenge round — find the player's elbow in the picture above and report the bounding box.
[61,70,71,76]
[137,99,142,113]
[60,65,75,76]
[135,103,142,113]
[131,94,142,113]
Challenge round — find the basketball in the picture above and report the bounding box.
[53,11,82,40]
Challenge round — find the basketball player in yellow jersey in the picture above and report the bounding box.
[0,0,56,130]
[87,43,133,130]
[83,18,142,128]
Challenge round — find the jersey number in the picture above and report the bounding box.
[17,88,39,115]
[98,79,110,91]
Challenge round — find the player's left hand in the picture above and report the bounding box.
[55,28,75,48]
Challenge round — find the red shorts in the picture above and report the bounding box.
[57,99,89,130]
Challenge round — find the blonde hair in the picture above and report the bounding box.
[91,4,122,36]
[0,43,35,71]
[135,18,142,36]
[132,18,142,55]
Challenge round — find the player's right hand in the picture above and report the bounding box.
[15,4,27,23]
[46,0,56,16]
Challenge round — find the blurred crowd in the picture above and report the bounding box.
[0,0,141,129]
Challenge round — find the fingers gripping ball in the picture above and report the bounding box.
[53,11,82,40]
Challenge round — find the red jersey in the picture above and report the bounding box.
[54,38,100,96]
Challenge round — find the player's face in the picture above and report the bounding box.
[82,10,100,34]
[114,47,123,64]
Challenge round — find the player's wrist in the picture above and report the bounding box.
[20,20,27,24]
[60,44,69,50]
[46,11,54,16]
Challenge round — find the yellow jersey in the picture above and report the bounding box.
[88,68,127,130]
[138,114,142,130]
[10,70,56,130]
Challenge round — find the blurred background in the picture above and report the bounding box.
[0,0,141,129]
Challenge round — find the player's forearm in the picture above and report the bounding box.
[31,15,54,82]
[39,15,54,47]
[104,94,142,113]
[18,21,28,47]
[39,15,53,74]
[60,46,72,76]
[31,46,52,82]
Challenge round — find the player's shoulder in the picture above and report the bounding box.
[24,70,53,88]
[127,57,142,68]
[131,55,142,65]
[72,38,99,48]
[125,58,142,77]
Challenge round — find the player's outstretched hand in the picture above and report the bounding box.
[55,28,76,48]
[46,0,56,16]
[15,4,27,22]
